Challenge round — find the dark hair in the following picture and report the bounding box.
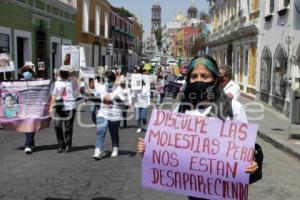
[60,70,70,80]
[21,66,34,74]
[105,71,116,83]
[186,55,219,86]
[219,65,233,79]
[3,93,18,104]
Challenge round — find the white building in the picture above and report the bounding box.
[207,0,300,116]
[258,0,300,115]
[161,11,201,56]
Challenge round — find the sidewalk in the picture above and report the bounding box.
[240,95,300,161]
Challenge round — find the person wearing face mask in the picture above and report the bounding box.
[19,64,36,154]
[92,71,126,160]
[219,64,240,100]
[49,65,77,153]
[134,79,151,133]
[137,56,262,200]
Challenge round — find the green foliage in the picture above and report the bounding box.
[199,11,209,21]
[115,7,135,17]
[155,27,162,49]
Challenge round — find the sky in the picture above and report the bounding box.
[108,0,209,39]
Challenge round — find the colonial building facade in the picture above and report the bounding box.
[208,0,300,116]
[0,0,76,80]
[74,0,111,68]
[258,0,300,115]
[208,0,259,99]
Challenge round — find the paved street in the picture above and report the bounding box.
[0,104,300,200]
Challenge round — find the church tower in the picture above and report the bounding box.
[151,0,161,33]
[188,0,198,19]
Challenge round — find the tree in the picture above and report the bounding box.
[115,7,135,17]
[190,37,206,57]
[154,27,162,49]
[199,11,209,22]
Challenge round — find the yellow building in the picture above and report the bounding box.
[208,0,259,98]
[75,0,111,67]
[175,28,184,58]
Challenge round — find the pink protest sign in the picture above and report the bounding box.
[142,109,258,200]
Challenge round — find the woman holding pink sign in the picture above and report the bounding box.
[137,55,263,200]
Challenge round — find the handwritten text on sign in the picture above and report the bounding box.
[142,110,258,200]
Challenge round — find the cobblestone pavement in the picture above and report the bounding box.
[0,105,299,200]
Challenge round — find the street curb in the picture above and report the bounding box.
[258,130,300,161]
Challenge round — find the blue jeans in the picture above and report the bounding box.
[136,108,147,129]
[24,132,35,148]
[96,117,120,149]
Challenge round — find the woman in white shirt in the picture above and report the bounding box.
[50,66,77,153]
[137,55,261,200]
[134,80,151,133]
[92,71,125,160]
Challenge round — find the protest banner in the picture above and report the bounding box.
[165,81,182,98]
[131,74,143,90]
[0,53,14,73]
[38,62,45,70]
[0,80,51,132]
[80,67,95,78]
[62,45,80,71]
[142,75,153,92]
[142,109,258,200]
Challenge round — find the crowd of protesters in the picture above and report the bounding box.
[0,54,263,199]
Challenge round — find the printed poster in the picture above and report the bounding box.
[0,80,52,132]
[142,109,258,200]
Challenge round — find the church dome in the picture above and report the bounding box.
[175,12,184,21]
[188,1,198,11]
[152,0,161,9]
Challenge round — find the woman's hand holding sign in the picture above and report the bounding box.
[137,137,145,156]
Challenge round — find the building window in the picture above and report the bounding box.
[82,0,90,32]
[105,12,109,38]
[273,45,287,100]
[0,33,10,53]
[279,0,290,9]
[260,47,272,102]
[95,6,100,36]
[270,0,274,13]
[251,0,259,11]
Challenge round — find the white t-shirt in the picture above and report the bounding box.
[119,87,132,106]
[134,86,151,108]
[52,78,76,111]
[223,80,241,100]
[95,84,125,121]
[175,99,248,123]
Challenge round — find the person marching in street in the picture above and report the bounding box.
[88,76,103,127]
[134,79,151,133]
[219,64,241,100]
[49,65,77,153]
[92,71,125,160]
[137,55,262,200]
[20,63,36,154]
[119,76,132,128]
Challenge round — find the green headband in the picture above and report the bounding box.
[188,57,220,76]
